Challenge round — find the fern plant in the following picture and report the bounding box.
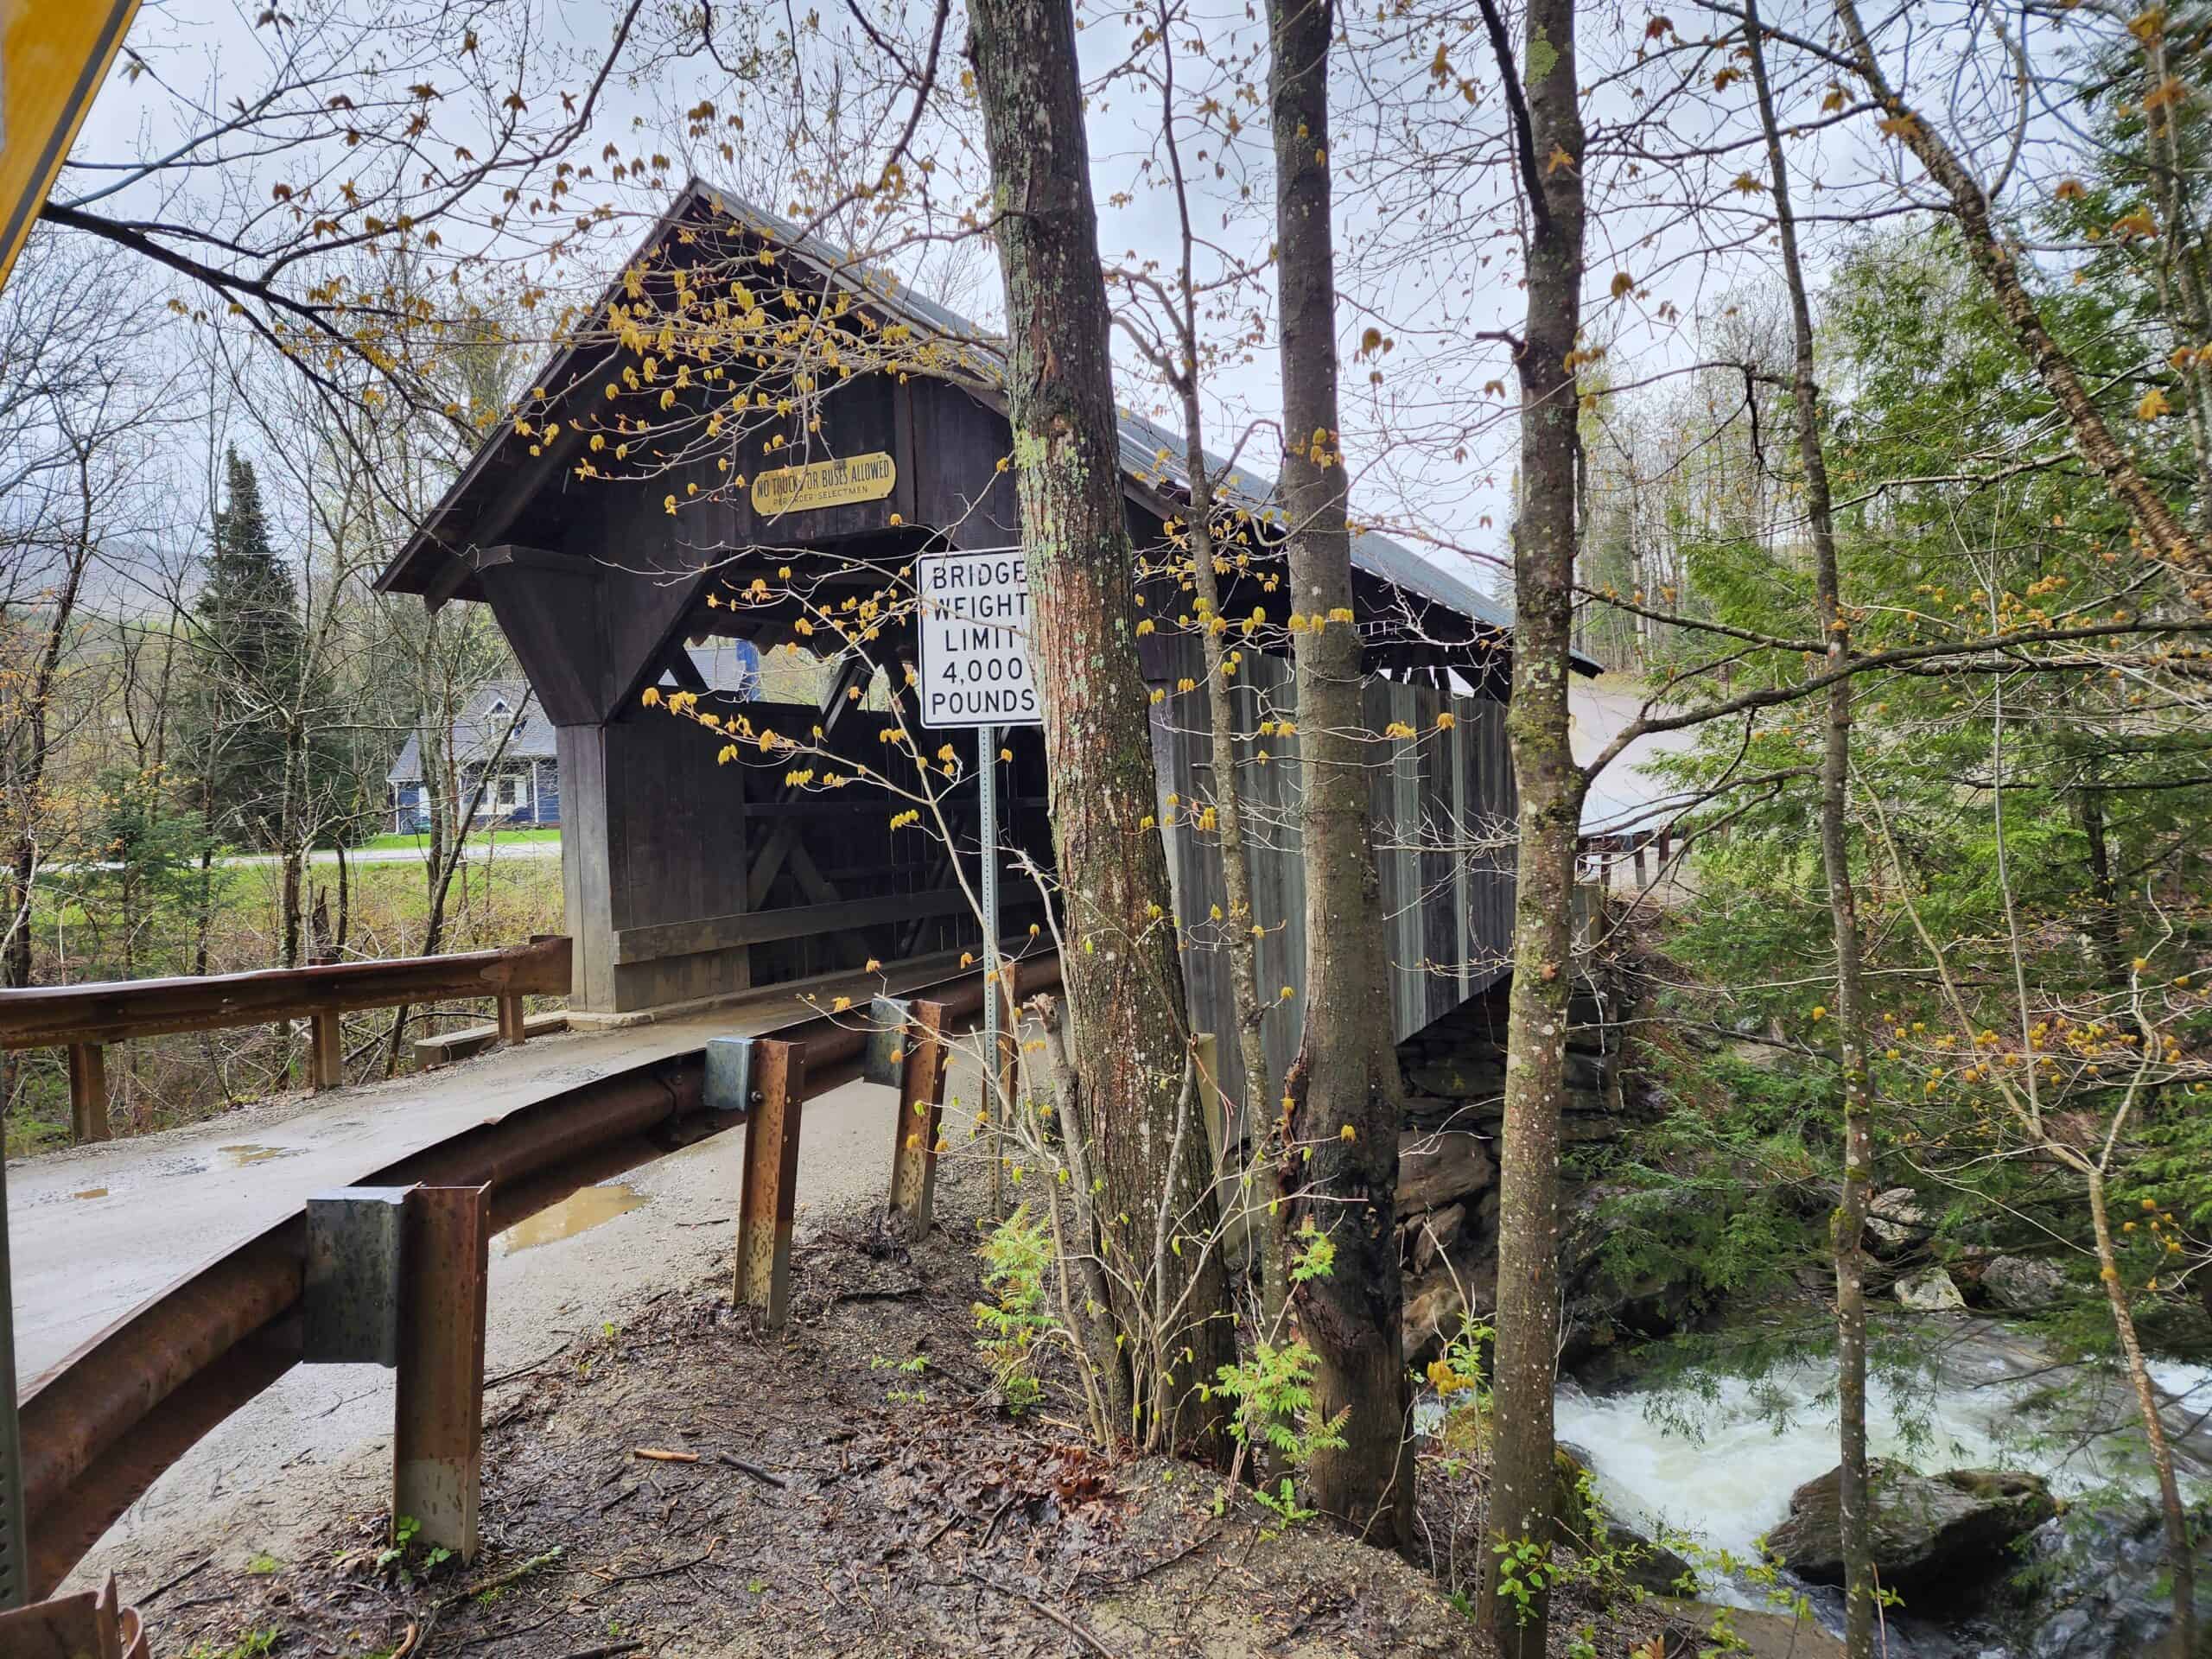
[973,1204,1055,1414]
[1213,1338,1351,1468]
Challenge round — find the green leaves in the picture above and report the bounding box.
[973,1205,1055,1414]
[1212,1338,1350,1467]
[1287,1217,1336,1284]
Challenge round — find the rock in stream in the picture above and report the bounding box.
[1767,1460,2057,1602]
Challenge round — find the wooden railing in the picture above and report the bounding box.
[0,936,573,1142]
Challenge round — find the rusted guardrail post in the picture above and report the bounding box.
[496,993,526,1048]
[0,1575,146,1656]
[310,1013,342,1091]
[395,1184,490,1564]
[885,1000,948,1238]
[734,1039,805,1325]
[66,1044,108,1144]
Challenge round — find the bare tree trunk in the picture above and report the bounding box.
[3,455,95,995]
[2134,13,2212,531]
[1264,0,1412,1552]
[385,720,507,1073]
[1134,8,1286,1331]
[2073,765,2129,989]
[281,724,305,971]
[1179,425,1287,1330]
[334,839,351,955]
[1039,998,1138,1434]
[277,722,307,1082]
[2085,1164,2199,1659]
[1475,0,1586,1649]
[1746,12,1877,1652]
[191,796,216,978]
[965,0,1237,1461]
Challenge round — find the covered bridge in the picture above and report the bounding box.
[375,182,1553,1106]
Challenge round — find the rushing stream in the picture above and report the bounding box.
[1552,1316,2212,1655]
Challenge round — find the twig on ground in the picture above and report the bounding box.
[137,1554,212,1606]
[486,1344,570,1388]
[587,1540,721,1587]
[598,1482,642,1517]
[964,1567,1121,1657]
[822,1281,924,1308]
[712,1450,789,1489]
[1076,1529,1216,1588]
[979,1492,1020,1550]
[438,1546,565,1609]
[632,1446,701,1463]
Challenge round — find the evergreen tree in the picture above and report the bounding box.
[183,448,307,850]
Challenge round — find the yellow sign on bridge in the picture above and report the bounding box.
[0,1,143,292]
[750,451,898,516]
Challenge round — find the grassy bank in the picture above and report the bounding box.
[355,827,562,853]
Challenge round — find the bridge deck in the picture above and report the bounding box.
[8,954,971,1385]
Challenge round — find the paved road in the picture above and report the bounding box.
[10,956,965,1383]
[6,959,1003,1592]
[54,837,563,876]
[220,838,563,868]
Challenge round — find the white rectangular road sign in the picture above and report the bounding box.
[916,550,1043,729]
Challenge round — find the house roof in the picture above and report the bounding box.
[376,181,1587,669]
[387,644,757,784]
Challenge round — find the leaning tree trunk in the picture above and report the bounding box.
[966,0,1237,1461]
[1265,0,1413,1552]
[2084,1164,2199,1659]
[1834,0,2212,597]
[1476,0,1587,1651]
[1746,11,1877,1652]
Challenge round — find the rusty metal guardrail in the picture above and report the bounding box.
[19,946,1056,1595]
[0,936,574,1141]
[0,1574,147,1656]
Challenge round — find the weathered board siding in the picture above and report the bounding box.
[1147,641,1516,1113]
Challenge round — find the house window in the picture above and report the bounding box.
[497,772,525,810]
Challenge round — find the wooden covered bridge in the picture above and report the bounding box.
[375,182,1555,1108]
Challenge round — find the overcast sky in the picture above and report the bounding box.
[52,0,2089,598]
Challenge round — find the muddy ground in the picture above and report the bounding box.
[127,1164,1788,1658]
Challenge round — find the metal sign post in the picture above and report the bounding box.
[915,550,1040,1143]
[977,721,999,1122]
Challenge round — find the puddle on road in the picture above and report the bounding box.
[495,1184,649,1255]
[71,1187,107,1200]
[215,1144,305,1168]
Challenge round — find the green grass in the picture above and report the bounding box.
[357,827,561,852]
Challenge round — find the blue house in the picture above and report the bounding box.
[385,642,759,832]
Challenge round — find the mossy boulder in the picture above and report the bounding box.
[1768,1459,2057,1603]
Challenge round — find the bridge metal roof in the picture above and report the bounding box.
[379,181,1582,668]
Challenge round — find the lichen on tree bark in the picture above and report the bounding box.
[965,0,1236,1459]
